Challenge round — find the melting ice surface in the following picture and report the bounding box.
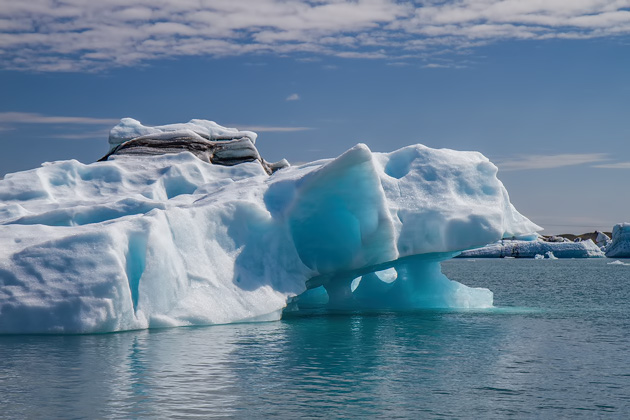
[0,120,540,333]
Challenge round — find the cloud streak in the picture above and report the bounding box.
[0,111,312,137]
[593,161,630,169]
[496,153,610,171]
[0,112,120,125]
[237,125,311,132]
[0,1,629,71]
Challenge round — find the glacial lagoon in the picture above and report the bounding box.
[2,258,629,419]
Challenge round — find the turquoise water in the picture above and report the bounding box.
[2,258,630,418]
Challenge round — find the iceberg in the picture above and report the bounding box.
[605,223,630,258]
[0,119,540,333]
[545,251,558,260]
[458,238,605,258]
[533,251,558,260]
[595,231,611,249]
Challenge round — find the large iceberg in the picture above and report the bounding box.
[605,223,630,258]
[0,119,540,333]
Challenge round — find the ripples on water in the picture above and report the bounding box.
[1,259,630,418]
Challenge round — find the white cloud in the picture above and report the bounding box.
[423,63,450,68]
[235,125,311,132]
[0,112,120,125]
[286,93,300,101]
[0,112,118,140]
[48,129,112,140]
[496,153,610,171]
[0,111,312,136]
[0,1,629,71]
[593,161,630,169]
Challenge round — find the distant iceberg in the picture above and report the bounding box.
[533,251,558,260]
[605,223,630,258]
[458,238,605,258]
[595,231,611,249]
[0,119,540,333]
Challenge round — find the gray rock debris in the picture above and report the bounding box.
[99,133,289,175]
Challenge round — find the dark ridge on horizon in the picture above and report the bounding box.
[551,231,612,242]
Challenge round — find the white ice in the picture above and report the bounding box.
[0,120,540,333]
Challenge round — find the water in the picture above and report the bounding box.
[2,258,630,418]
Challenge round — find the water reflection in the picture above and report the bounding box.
[0,312,510,418]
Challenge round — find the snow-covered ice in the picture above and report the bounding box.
[0,119,540,333]
[108,118,258,150]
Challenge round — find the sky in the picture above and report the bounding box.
[0,0,629,234]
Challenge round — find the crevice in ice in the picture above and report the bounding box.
[0,188,49,201]
[384,149,415,179]
[125,232,147,313]
[160,170,199,199]
[6,198,166,227]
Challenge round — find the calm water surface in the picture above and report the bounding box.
[1,258,630,418]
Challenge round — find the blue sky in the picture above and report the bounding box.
[1,0,629,234]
